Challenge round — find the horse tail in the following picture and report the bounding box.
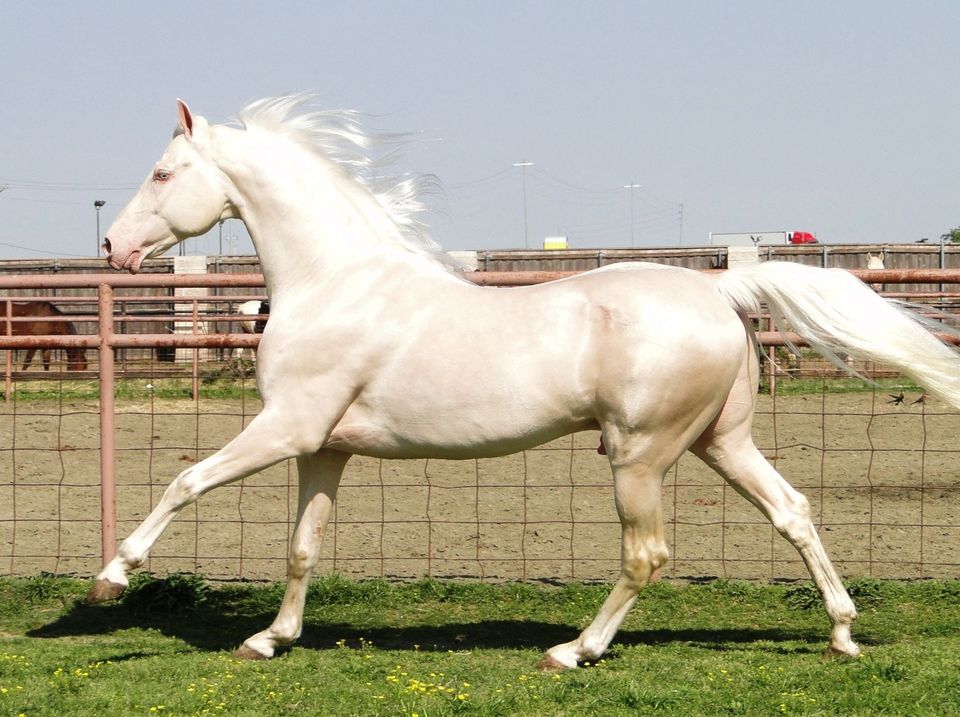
[714,261,960,408]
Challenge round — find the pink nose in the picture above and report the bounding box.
[102,238,112,258]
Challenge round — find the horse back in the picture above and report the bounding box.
[8,301,74,336]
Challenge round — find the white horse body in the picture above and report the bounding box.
[92,96,960,669]
[322,266,741,459]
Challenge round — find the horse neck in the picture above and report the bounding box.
[211,128,451,302]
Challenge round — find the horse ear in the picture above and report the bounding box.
[176,99,209,144]
[177,99,195,137]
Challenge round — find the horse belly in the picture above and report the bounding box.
[326,382,598,459]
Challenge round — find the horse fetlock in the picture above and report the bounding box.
[577,636,609,662]
[829,601,858,625]
[115,543,148,571]
[267,618,302,646]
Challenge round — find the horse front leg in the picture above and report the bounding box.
[234,449,349,659]
[86,409,318,603]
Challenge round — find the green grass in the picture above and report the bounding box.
[7,376,260,402]
[3,575,960,715]
[761,376,924,397]
[7,371,923,403]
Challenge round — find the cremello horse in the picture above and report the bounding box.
[93,96,960,669]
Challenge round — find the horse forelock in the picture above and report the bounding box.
[233,94,461,271]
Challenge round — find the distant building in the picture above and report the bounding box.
[543,236,568,250]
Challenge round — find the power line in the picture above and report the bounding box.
[0,178,139,191]
[0,239,89,257]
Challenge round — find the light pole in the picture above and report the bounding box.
[623,183,641,247]
[513,161,534,249]
[94,200,106,255]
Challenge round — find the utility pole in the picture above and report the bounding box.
[623,183,641,247]
[94,200,106,255]
[678,203,684,246]
[513,161,534,249]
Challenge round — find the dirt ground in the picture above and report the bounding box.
[2,389,959,583]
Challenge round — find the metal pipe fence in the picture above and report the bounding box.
[1,268,959,583]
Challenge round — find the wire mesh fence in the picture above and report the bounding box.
[2,367,958,583]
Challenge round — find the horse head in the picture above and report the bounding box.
[103,100,238,274]
[67,348,88,372]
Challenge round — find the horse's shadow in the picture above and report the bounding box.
[27,599,859,658]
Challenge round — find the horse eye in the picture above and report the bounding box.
[154,169,171,182]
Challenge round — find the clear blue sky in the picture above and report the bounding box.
[2,1,958,260]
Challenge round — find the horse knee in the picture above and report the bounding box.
[164,467,206,507]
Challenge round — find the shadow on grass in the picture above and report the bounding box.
[28,597,845,657]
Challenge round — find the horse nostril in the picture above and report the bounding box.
[102,238,112,257]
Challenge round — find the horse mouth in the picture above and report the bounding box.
[126,251,145,274]
[109,250,144,274]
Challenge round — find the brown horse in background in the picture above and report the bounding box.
[5,301,88,371]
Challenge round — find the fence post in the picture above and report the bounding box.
[4,300,11,403]
[98,283,117,565]
[174,255,209,365]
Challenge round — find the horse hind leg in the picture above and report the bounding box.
[691,397,859,657]
[540,461,669,669]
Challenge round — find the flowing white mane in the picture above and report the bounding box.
[235,95,459,269]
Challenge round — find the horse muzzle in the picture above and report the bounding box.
[103,238,145,274]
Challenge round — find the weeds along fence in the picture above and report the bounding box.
[1,268,960,584]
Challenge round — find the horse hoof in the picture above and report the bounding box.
[232,645,270,661]
[537,653,572,672]
[85,579,126,604]
[822,644,860,660]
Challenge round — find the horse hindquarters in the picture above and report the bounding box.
[542,297,747,669]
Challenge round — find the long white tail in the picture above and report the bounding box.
[715,261,960,408]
